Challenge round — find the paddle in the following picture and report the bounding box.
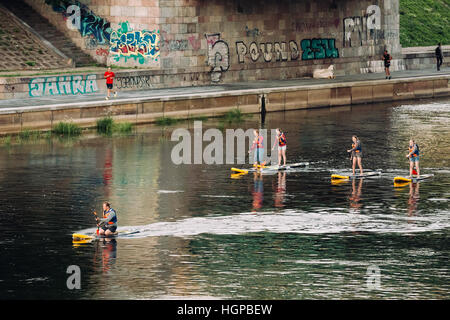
[92,210,99,235]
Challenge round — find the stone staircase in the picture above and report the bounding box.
[1,0,97,67]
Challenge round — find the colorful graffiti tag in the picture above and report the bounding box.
[300,39,339,60]
[109,22,160,64]
[29,74,98,97]
[45,0,111,45]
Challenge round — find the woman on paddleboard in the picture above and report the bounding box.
[347,135,363,176]
[96,201,118,237]
[406,139,420,178]
[272,128,287,166]
[249,129,266,166]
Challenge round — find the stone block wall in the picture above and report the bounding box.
[22,0,403,86]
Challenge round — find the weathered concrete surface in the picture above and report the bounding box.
[0,68,449,134]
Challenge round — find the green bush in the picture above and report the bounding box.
[52,121,82,136]
[96,116,114,134]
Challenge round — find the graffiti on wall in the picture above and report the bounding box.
[109,22,160,64]
[236,39,338,63]
[236,41,299,63]
[343,5,382,47]
[115,75,152,90]
[29,74,98,97]
[300,39,339,60]
[45,0,111,45]
[205,33,230,82]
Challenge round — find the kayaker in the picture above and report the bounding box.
[249,129,266,166]
[272,128,287,166]
[347,135,363,176]
[95,201,118,236]
[406,139,420,178]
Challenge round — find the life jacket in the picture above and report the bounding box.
[278,133,286,147]
[255,135,264,148]
[409,144,419,157]
[352,140,361,153]
[103,208,117,225]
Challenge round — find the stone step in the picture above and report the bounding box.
[1,0,97,67]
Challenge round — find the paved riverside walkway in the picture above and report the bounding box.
[0,68,449,111]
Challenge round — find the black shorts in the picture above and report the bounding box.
[107,83,113,89]
[101,225,117,232]
[384,63,390,68]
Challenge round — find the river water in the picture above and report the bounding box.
[0,98,449,299]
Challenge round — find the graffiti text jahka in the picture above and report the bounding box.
[29,75,98,97]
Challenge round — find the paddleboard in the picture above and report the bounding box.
[393,174,434,183]
[72,230,138,241]
[231,162,309,174]
[331,171,381,180]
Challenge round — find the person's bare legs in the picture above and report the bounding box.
[282,149,286,166]
[409,160,414,177]
[357,157,363,175]
[352,157,357,175]
[415,161,420,178]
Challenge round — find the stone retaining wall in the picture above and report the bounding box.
[0,75,448,134]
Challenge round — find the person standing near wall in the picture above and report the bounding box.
[382,50,392,79]
[435,43,444,71]
[104,67,117,100]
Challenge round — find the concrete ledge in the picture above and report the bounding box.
[1,73,449,134]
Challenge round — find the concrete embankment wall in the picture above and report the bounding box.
[0,75,449,134]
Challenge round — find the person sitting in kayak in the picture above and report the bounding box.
[406,139,420,178]
[249,129,266,167]
[272,128,287,166]
[347,135,363,176]
[95,201,118,236]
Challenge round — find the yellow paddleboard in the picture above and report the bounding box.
[231,168,249,174]
[72,233,95,240]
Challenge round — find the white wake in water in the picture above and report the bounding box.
[77,208,450,239]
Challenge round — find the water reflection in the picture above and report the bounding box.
[0,99,449,299]
[252,172,264,211]
[408,183,420,217]
[349,179,363,213]
[273,172,286,208]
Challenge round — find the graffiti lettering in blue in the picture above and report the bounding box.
[300,39,339,60]
[110,22,160,64]
[45,0,111,45]
[29,75,98,97]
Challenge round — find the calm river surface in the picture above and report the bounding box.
[0,98,449,299]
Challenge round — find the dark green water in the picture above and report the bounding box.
[0,99,449,299]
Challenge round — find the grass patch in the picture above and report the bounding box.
[1,135,11,146]
[25,61,36,67]
[97,116,133,134]
[400,0,450,47]
[52,121,82,136]
[155,117,179,126]
[114,122,133,133]
[96,116,114,134]
[221,108,249,123]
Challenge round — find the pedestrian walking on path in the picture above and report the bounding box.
[104,67,117,100]
[435,43,444,71]
[382,49,392,79]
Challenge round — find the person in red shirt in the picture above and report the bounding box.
[104,67,117,100]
